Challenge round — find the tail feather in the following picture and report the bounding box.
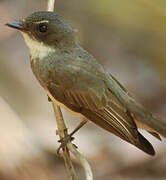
[148,131,162,141]
[107,74,166,138]
[129,102,166,138]
[82,108,155,156]
[136,132,155,156]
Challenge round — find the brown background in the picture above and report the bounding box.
[0,0,166,179]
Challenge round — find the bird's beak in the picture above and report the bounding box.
[6,21,27,31]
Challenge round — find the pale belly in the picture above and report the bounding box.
[46,90,84,118]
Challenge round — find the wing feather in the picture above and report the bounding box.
[47,58,154,155]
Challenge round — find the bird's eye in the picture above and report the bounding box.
[39,24,48,33]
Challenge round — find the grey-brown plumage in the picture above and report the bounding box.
[7,11,166,155]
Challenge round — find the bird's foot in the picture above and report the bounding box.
[57,134,76,155]
[56,120,87,155]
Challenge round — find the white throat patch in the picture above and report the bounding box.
[21,32,56,60]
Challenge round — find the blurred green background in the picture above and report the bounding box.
[0,0,166,179]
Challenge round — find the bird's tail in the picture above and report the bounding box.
[128,101,166,138]
[107,73,166,138]
[136,131,155,155]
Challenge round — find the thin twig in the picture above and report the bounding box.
[47,0,55,11]
[47,0,93,179]
[52,103,77,180]
[52,103,93,180]
[47,1,77,179]
[67,143,93,180]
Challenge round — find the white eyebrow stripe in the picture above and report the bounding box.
[34,20,49,24]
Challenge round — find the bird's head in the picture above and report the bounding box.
[6,11,76,54]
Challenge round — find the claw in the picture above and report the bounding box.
[56,135,75,155]
[56,120,87,155]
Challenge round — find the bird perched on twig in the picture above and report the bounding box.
[6,11,166,155]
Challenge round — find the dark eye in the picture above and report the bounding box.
[39,24,48,33]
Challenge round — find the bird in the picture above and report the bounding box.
[6,11,166,156]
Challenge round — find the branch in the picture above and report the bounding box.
[67,143,93,179]
[52,103,77,180]
[47,0,55,11]
[47,0,93,180]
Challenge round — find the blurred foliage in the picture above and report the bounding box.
[83,0,166,81]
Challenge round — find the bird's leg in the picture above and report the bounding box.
[57,119,88,154]
[69,118,88,137]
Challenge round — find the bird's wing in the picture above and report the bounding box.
[47,62,154,155]
[108,73,161,140]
